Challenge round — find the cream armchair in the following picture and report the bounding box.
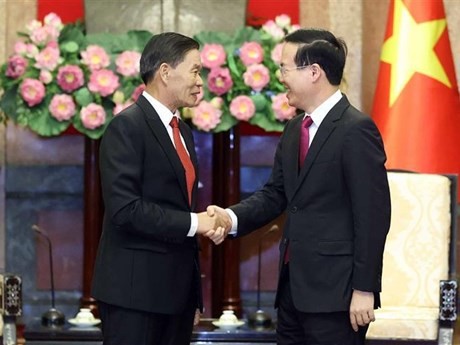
[367,171,457,344]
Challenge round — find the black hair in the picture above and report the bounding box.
[284,28,347,85]
[140,32,200,85]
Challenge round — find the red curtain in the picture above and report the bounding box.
[246,0,299,26]
[37,0,84,23]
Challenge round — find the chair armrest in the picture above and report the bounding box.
[440,280,457,321]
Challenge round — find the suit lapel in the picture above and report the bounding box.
[291,96,350,199]
[137,95,190,206]
[284,115,303,200]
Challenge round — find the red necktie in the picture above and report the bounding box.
[170,116,195,205]
[299,116,314,169]
[284,116,314,264]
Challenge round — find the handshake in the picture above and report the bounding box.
[196,205,233,245]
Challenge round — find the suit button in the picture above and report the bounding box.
[291,206,298,213]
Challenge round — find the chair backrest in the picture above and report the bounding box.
[382,172,454,309]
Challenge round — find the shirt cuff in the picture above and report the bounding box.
[188,212,198,237]
[225,208,238,235]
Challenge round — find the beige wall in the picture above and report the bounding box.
[0,0,38,272]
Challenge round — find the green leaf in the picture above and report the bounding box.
[59,23,86,48]
[26,107,70,136]
[232,26,261,46]
[249,111,285,132]
[74,87,94,106]
[61,41,79,53]
[127,30,153,51]
[194,31,232,46]
[251,94,268,112]
[0,84,19,120]
[212,112,238,133]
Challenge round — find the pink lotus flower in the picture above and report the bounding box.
[131,84,145,101]
[57,65,85,92]
[207,67,233,96]
[19,78,46,107]
[34,46,60,71]
[5,55,28,78]
[288,24,301,33]
[271,93,296,121]
[239,42,264,66]
[229,95,256,121]
[30,25,60,45]
[25,44,39,58]
[88,69,120,97]
[80,103,106,129]
[271,43,283,64]
[262,20,285,41]
[43,13,63,31]
[26,20,41,34]
[116,51,141,77]
[49,94,76,121]
[113,101,134,115]
[191,101,222,132]
[112,90,125,105]
[39,70,53,84]
[275,14,291,28]
[14,42,28,55]
[201,44,227,69]
[210,97,223,109]
[243,64,270,92]
[81,45,110,71]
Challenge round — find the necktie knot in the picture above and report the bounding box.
[303,116,313,129]
[170,116,179,128]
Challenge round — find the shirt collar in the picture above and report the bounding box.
[142,91,178,127]
[305,89,343,127]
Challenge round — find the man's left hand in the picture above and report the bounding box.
[349,289,375,332]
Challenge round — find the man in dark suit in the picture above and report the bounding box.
[210,28,391,344]
[91,32,226,345]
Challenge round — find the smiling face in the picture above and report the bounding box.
[167,49,203,109]
[279,42,312,112]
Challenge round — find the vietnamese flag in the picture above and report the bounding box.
[372,0,460,197]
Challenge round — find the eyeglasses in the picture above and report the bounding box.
[278,65,308,76]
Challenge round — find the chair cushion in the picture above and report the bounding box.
[366,172,451,340]
[368,307,439,340]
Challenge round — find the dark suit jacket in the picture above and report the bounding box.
[230,95,391,313]
[91,94,202,314]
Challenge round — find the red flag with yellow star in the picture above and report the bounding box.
[372,0,460,196]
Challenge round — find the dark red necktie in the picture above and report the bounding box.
[170,116,195,205]
[284,116,314,264]
[298,116,314,169]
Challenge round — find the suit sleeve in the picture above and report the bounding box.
[230,127,289,236]
[99,113,191,242]
[342,116,391,292]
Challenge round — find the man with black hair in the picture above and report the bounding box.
[210,28,391,344]
[92,32,227,345]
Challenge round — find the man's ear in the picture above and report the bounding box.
[310,63,321,82]
[159,63,169,82]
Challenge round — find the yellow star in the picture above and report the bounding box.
[381,0,451,106]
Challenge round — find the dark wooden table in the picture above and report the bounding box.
[24,319,277,344]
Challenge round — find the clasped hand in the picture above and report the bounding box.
[197,205,232,245]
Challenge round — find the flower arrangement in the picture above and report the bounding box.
[184,14,300,132]
[0,13,299,138]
